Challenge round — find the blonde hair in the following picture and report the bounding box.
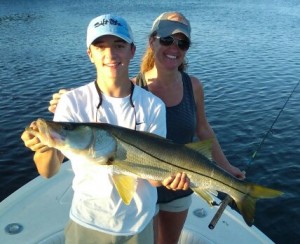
[140,43,155,73]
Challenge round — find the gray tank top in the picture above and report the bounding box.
[135,72,196,203]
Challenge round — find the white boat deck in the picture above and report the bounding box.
[0,161,273,244]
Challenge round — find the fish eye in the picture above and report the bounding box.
[62,123,74,131]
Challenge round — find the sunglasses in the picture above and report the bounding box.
[155,36,190,51]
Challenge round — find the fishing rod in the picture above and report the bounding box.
[208,79,300,230]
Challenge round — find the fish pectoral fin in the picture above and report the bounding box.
[112,174,137,205]
[192,187,215,206]
[186,139,214,161]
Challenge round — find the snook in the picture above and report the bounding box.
[26,118,283,226]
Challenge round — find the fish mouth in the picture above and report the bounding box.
[36,119,66,146]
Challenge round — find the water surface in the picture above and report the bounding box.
[1,0,299,243]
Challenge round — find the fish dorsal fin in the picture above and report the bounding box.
[186,138,213,161]
[111,174,137,205]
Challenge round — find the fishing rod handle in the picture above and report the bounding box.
[208,195,232,229]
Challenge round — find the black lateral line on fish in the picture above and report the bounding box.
[116,137,247,195]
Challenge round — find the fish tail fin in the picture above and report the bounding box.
[235,184,283,226]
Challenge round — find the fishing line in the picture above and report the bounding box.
[244,79,300,172]
[208,79,300,229]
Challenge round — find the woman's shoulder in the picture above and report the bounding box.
[187,74,203,93]
[182,73,204,104]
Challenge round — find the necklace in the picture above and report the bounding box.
[94,80,135,109]
[94,80,138,130]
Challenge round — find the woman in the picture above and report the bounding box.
[48,12,245,244]
[135,12,245,244]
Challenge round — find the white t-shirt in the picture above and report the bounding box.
[54,81,166,235]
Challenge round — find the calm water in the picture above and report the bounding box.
[1,0,299,243]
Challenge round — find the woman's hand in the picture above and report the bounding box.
[223,164,246,180]
[48,89,69,114]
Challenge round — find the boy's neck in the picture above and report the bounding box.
[96,78,132,98]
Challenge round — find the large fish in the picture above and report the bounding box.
[26,118,283,226]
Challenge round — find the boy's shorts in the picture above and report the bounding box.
[64,219,154,244]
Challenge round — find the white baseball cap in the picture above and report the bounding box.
[86,14,134,48]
